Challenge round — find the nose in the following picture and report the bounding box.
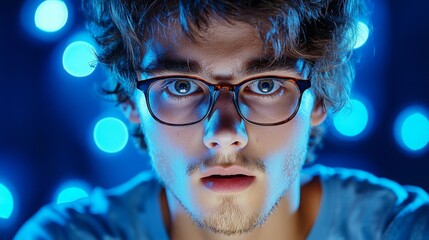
[203,90,248,151]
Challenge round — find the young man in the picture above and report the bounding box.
[16,0,429,239]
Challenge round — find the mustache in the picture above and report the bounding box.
[186,152,266,176]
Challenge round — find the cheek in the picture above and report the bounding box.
[134,91,206,181]
[255,120,309,206]
[136,91,204,152]
[248,93,313,191]
[259,119,309,181]
[249,91,314,155]
[249,113,311,159]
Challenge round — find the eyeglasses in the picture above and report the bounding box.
[136,75,311,126]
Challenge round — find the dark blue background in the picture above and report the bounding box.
[1,0,428,239]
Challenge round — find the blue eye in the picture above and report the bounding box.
[164,79,201,96]
[247,79,282,95]
[258,80,274,93]
[175,80,192,94]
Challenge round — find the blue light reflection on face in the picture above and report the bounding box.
[34,0,68,32]
[333,99,369,137]
[62,41,97,77]
[395,107,429,152]
[93,117,129,153]
[0,183,14,219]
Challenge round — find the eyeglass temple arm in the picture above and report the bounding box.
[295,79,311,93]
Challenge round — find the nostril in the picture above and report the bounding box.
[208,142,218,148]
[204,135,247,150]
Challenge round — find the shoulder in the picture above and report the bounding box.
[15,171,159,240]
[382,185,429,239]
[303,164,422,207]
[304,164,429,239]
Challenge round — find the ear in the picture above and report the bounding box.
[121,100,140,124]
[311,99,327,126]
[119,71,143,124]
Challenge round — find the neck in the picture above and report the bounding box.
[159,176,321,240]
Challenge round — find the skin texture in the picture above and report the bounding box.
[127,20,327,240]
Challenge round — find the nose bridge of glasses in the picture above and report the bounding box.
[208,86,241,121]
[214,84,235,91]
[211,84,237,109]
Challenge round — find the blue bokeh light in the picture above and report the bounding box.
[333,99,369,137]
[0,183,14,219]
[353,21,369,49]
[34,0,68,32]
[395,107,429,152]
[55,181,90,204]
[62,41,97,77]
[57,187,89,204]
[93,117,129,153]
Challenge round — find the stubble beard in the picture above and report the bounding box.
[196,151,305,236]
[154,148,306,236]
[200,196,260,236]
[167,166,303,236]
[172,183,293,237]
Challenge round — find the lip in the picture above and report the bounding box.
[200,166,255,193]
[200,165,254,178]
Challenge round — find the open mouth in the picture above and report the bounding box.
[201,174,255,192]
[207,174,248,179]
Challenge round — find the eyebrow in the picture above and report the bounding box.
[143,58,201,75]
[243,56,299,75]
[142,56,299,76]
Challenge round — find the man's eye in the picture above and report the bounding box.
[175,80,191,94]
[165,79,200,96]
[247,79,282,95]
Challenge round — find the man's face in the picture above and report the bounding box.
[132,20,324,235]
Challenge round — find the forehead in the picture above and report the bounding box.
[141,20,302,79]
[175,21,262,53]
[148,21,262,60]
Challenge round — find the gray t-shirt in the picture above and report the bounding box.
[15,165,429,239]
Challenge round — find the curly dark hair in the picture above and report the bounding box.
[82,0,370,163]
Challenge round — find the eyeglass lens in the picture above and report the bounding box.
[147,78,300,125]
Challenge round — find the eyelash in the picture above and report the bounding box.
[161,80,197,101]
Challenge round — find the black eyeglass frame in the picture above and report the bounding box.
[136,75,311,126]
